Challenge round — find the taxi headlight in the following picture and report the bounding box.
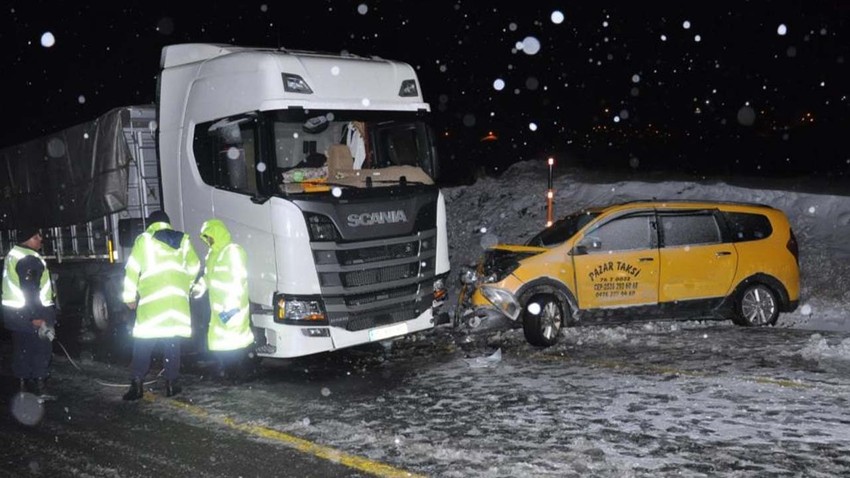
[479,286,520,321]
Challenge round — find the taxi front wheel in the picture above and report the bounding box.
[733,283,779,327]
[522,294,564,347]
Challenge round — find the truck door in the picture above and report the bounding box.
[572,213,659,310]
[191,114,276,304]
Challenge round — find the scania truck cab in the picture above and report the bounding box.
[0,43,450,360]
[158,44,449,358]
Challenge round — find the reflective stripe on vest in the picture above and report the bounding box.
[123,224,200,339]
[205,243,253,351]
[2,246,54,309]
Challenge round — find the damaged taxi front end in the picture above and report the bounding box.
[456,245,548,330]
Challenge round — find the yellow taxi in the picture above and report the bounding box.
[458,200,800,346]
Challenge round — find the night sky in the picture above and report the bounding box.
[2,1,849,178]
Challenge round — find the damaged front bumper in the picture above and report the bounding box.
[456,283,522,331]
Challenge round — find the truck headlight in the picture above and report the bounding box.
[275,294,327,324]
[479,286,520,321]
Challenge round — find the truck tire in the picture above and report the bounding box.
[81,283,111,342]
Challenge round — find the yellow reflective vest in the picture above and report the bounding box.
[123,222,200,339]
[2,245,54,309]
[195,219,253,351]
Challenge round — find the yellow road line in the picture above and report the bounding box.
[144,394,424,478]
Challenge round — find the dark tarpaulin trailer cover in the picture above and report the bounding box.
[0,107,132,230]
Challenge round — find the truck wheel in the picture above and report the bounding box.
[84,284,111,334]
[733,283,779,327]
[522,293,564,347]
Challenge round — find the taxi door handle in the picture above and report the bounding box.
[716,251,732,256]
[639,257,654,262]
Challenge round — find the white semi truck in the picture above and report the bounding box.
[0,43,450,359]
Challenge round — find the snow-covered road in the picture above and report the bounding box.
[244,322,850,477]
[31,319,850,477]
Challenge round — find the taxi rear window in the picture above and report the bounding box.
[723,212,772,242]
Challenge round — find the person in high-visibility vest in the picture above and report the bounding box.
[1,226,56,396]
[192,219,254,382]
[121,211,200,400]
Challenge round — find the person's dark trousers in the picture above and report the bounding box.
[214,348,243,377]
[130,337,182,381]
[11,330,52,380]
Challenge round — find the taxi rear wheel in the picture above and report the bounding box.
[733,283,779,326]
[522,294,564,347]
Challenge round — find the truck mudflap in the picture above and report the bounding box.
[252,308,436,359]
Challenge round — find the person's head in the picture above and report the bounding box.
[17,225,43,250]
[147,210,170,226]
[200,219,231,250]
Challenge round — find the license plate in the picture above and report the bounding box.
[368,322,408,342]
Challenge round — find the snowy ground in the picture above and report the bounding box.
[34,318,850,477]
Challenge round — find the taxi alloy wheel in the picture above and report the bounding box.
[522,293,564,347]
[736,283,779,326]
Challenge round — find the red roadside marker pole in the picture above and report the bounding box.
[546,157,554,227]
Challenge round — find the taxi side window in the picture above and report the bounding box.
[723,212,772,242]
[585,216,654,252]
[660,213,721,247]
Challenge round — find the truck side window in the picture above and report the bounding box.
[193,115,259,194]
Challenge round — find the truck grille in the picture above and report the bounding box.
[337,241,418,265]
[328,303,420,332]
[341,263,419,288]
[345,285,419,307]
[312,230,437,330]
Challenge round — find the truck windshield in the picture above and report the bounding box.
[526,211,600,247]
[263,109,437,195]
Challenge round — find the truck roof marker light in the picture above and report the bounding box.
[399,79,418,97]
[282,73,313,94]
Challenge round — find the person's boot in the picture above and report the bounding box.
[122,379,143,401]
[165,380,182,397]
[33,377,46,396]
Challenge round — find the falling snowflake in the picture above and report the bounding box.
[551,11,564,25]
[40,32,55,48]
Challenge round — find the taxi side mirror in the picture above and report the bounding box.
[573,236,601,255]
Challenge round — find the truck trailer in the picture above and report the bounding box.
[0,43,450,359]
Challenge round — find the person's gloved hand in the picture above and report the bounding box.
[190,281,206,299]
[219,308,239,324]
[38,322,56,342]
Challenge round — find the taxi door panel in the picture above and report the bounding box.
[658,212,738,302]
[572,214,659,310]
